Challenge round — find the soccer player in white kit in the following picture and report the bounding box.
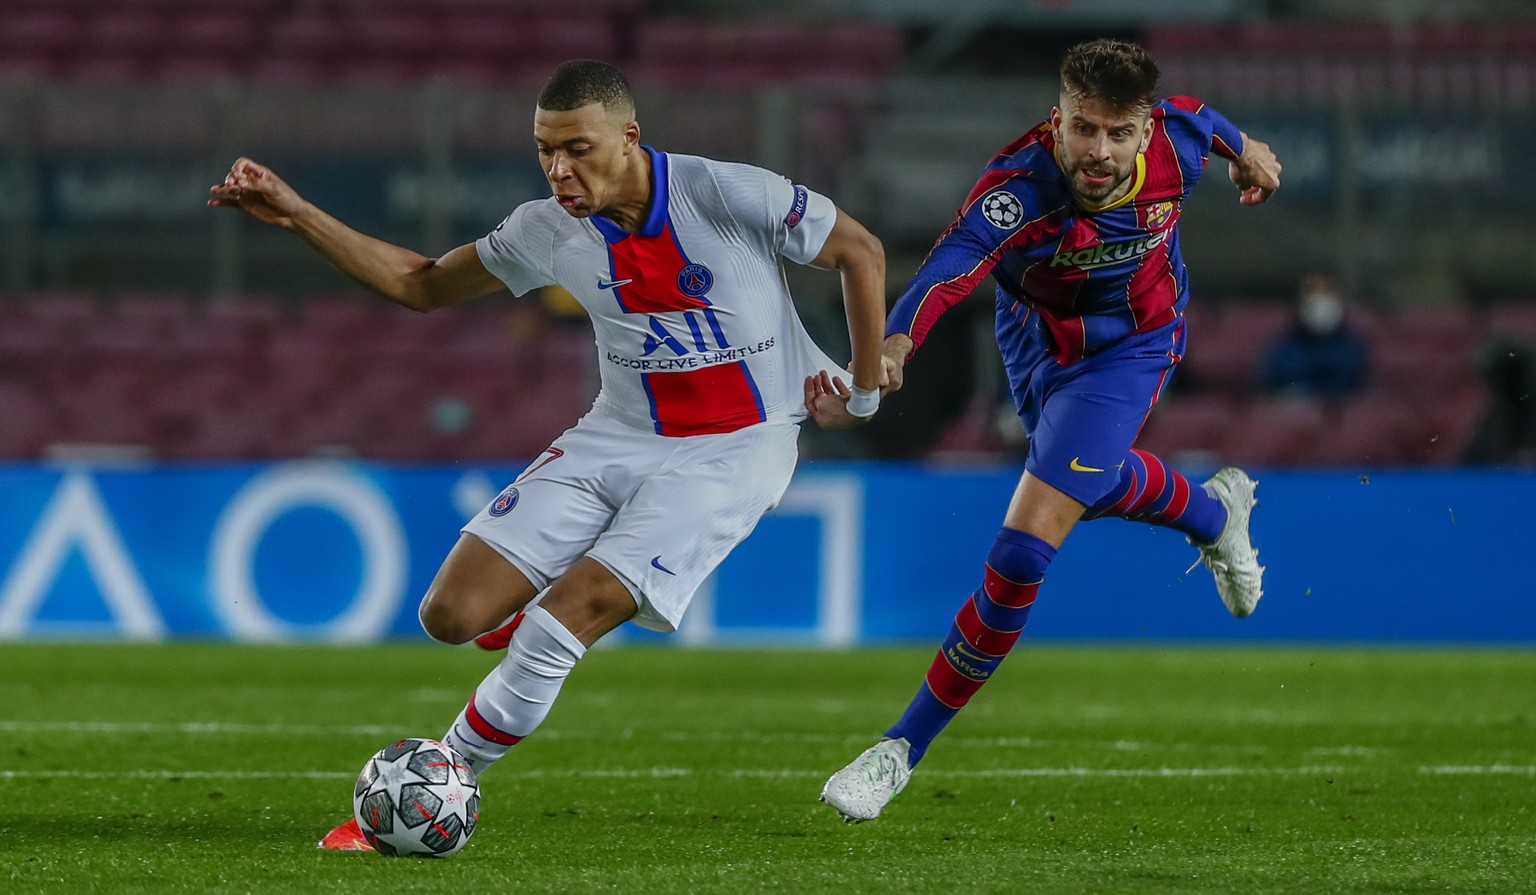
[209,59,887,850]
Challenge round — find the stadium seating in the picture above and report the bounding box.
[0,292,599,463]
[1134,393,1243,463]
[1146,22,1536,106]
[0,1,901,89]
[0,292,1518,465]
[934,299,1503,468]
[1,9,1528,467]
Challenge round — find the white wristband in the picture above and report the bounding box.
[846,385,880,419]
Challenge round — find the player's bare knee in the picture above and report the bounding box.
[417,588,487,645]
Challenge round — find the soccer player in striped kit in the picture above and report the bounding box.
[819,39,1282,822]
[212,59,887,849]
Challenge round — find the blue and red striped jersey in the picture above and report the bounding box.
[886,96,1244,365]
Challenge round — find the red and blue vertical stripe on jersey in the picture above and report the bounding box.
[591,149,765,436]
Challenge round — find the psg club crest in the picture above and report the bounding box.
[677,263,714,297]
[488,486,520,517]
[980,189,1024,230]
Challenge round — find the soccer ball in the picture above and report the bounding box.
[353,738,480,857]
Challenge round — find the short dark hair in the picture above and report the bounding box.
[1060,39,1159,111]
[537,59,635,116]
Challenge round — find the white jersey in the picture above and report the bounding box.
[476,148,844,437]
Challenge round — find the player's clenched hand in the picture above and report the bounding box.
[207,158,307,228]
[880,334,912,395]
[1229,134,1281,206]
[804,371,866,429]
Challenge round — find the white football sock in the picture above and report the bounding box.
[443,606,586,773]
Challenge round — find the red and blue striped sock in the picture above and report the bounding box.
[884,527,1054,766]
[1082,448,1225,543]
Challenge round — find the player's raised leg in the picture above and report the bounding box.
[1082,450,1264,616]
[1081,447,1227,540]
[821,473,1079,822]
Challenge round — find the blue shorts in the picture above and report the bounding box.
[999,314,1186,507]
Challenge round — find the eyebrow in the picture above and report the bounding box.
[1070,114,1136,129]
[536,135,595,148]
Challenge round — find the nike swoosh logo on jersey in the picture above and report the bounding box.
[1069,457,1106,473]
[650,555,676,576]
[597,278,634,290]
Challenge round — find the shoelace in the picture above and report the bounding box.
[857,752,901,786]
[1185,551,1218,576]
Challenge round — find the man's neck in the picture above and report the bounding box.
[599,149,655,233]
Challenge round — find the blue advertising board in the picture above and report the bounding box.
[0,461,1531,644]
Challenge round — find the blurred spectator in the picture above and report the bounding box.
[1260,273,1369,400]
[1461,337,1536,466]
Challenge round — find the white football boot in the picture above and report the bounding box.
[1189,466,1265,617]
[820,737,912,823]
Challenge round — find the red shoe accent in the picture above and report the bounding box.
[473,610,527,651]
[317,818,373,852]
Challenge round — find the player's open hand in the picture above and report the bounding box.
[805,371,867,429]
[207,158,306,228]
[1229,135,1281,206]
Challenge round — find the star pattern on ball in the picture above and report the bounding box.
[374,742,436,811]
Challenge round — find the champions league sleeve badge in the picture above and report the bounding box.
[980,189,1024,230]
[785,183,809,228]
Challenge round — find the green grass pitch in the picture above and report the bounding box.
[2,642,1533,894]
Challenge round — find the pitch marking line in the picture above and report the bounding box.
[0,720,397,736]
[5,765,1532,782]
[1418,765,1536,775]
[5,724,1523,778]
[0,765,1343,782]
[0,721,1322,755]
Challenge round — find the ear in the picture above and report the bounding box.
[623,119,641,153]
[1049,106,1062,130]
[1137,112,1154,153]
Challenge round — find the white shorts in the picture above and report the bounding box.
[462,411,800,632]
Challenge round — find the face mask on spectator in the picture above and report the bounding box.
[1300,292,1344,335]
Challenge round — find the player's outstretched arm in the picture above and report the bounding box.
[1228,133,1282,206]
[802,208,886,428]
[208,157,503,312]
[809,208,886,393]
